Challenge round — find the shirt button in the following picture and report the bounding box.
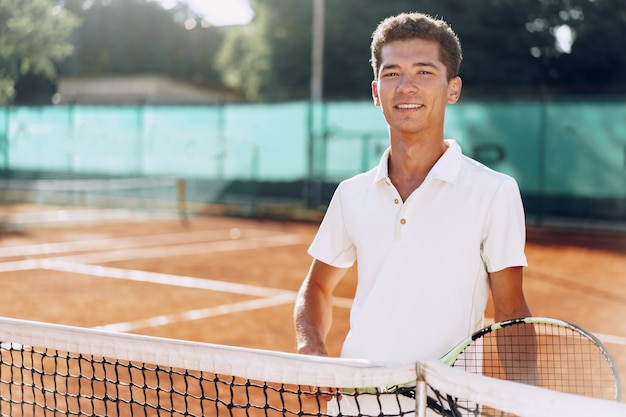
[394,198,399,205]
[400,218,406,225]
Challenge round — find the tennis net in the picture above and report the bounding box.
[0,317,624,417]
[0,175,186,220]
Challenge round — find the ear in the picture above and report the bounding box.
[447,76,462,104]
[372,80,381,107]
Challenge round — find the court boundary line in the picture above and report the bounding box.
[44,261,354,332]
[0,229,238,258]
[94,294,297,333]
[0,228,304,259]
[44,261,294,298]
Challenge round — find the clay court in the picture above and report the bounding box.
[0,203,625,400]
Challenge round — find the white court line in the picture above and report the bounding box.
[0,229,229,258]
[94,294,296,333]
[0,233,307,274]
[0,208,173,227]
[0,258,43,272]
[592,332,626,346]
[43,261,354,333]
[0,228,284,258]
[93,294,354,333]
[332,296,353,309]
[44,261,293,298]
[44,233,307,264]
[44,261,354,307]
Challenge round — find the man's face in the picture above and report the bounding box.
[372,38,461,138]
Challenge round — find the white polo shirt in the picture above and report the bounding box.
[308,140,527,363]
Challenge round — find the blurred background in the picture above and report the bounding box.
[1,0,625,226]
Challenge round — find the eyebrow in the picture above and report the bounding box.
[380,61,440,72]
[414,61,439,69]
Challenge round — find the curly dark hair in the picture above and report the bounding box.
[370,12,463,81]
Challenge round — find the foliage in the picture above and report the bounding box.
[215,0,420,101]
[58,0,227,86]
[0,0,81,104]
[217,0,313,101]
[218,0,626,101]
[548,0,626,94]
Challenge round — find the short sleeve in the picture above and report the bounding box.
[481,177,528,272]
[307,184,357,268]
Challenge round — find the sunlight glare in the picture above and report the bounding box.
[555,24,574,54]
[154,0,253,26]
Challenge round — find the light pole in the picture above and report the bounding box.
[310,0,325,103]
[307,0,325,209]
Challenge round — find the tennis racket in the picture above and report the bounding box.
[387,317,622,416]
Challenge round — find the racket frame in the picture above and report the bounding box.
[440,316,622,401]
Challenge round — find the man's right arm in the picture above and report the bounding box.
[294,259,348,357]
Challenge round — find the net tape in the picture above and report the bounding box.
[0,317,624,417]
[0,177,178,192]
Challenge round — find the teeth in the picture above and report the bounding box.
[396,104,422,109]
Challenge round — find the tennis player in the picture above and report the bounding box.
[294,11,533,416]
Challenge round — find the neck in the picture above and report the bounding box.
[388,139,448,200]
[389,136,448,175]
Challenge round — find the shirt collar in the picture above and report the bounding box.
[374,139,462,185]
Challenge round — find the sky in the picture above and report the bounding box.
[155,0,254,26]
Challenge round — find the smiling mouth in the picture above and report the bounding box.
[395,104,423,109]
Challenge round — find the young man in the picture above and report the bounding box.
[294,11,532,415]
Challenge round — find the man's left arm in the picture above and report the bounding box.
[489,266,531,322]
[489,266,538,384]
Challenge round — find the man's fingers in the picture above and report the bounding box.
[304,386,342,401]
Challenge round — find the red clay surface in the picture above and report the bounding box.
[0,204,625,400]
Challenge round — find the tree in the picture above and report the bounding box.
[217,0,314,101]
[548,0,626,94]
[0,0,81,104]
[451,0,626,95]
[57,0,228,88]
[216,0,419,101]
[217,0,626,101]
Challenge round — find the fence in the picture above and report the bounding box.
[0,100,624,222]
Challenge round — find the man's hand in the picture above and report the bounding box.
[294,259,348,402]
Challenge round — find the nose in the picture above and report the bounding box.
[396,74,418,93]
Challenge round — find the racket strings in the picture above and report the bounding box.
[452,322,618,401]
